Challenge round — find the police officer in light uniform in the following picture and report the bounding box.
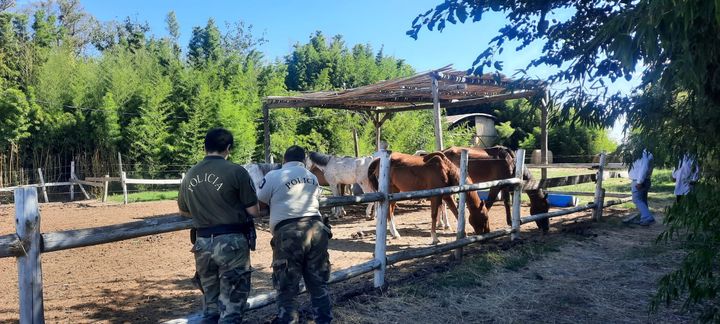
[257,145,333,324]
[178,128,258,323]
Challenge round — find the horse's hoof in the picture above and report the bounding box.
[430,240,440,245]
[443,225,451,230]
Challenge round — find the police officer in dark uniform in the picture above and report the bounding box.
[178,128,258,323]
[257,145,333,324]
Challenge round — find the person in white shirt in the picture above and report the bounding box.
[257,146,332,324]
[671,154,700,202]
[628,149,655,226]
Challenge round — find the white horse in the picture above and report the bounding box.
[243,163,280,190]
[305,152,376,219]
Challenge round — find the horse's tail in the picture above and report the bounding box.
[368,158,380,192]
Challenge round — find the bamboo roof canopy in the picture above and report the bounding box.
[263,65,546,113]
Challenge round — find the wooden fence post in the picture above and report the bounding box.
[511,149,526,241]
[69,161,75,201]
[102,174,109,203]
[121,171,128,205]
[454,149,469,260]
[593,152,607,221]
[374,150,390,288]
[118,153,128,204]
[36,168,48,203]
[15,187,45,324]
[72,161,90,200]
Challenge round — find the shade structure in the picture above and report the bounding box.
[261,65,547,162]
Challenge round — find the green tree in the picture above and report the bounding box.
[409,0,720,319]
[0,88,31,148]
[90,92,121,150]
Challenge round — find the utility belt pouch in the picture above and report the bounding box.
[245,218,257,251]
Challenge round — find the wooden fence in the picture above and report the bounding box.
[0,150,633,324]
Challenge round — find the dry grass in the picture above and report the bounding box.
[327,209,695,324]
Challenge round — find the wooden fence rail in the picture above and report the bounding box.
[1,150,628,324]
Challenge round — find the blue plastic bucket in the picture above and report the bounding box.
[546,194,579,207]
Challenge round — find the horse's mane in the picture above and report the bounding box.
[309,152,332,166]
[258,163,281,174]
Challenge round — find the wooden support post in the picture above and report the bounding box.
[511,149,526,241]
[353,128,360,157]
[454,149,469,260]
[372,113,382,150]
[121,171,128,205]
[118,153,128,204]
[593,152,607,221]
[72,161,90,200]
[431,74,444,151]
[69,161,75,201]
[37,168,48,203]
[15,187,45,324]
[263,104,271,163]
[540,90,549,180]
[102,174,109,203]
[374,150,390,288]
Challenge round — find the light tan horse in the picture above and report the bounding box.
[369,152,489,244]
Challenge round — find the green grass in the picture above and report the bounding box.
[107,190,179,203]
[526,169,675,206]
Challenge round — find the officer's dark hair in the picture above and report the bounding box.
[284,145,305,162]
[204,128,234,153]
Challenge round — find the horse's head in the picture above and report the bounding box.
[528,189,550,233]
[307,151,332,172]
[304,155,316,171]
[243,164,265,190]
[466,191,491,234]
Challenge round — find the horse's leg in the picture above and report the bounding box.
[487,187,499,210]
[440,201,452,230]
[365,202,375,220]
[387,201,401,239]
[442,195,460,219]
[330,183,343,219]
[430,197,440,245]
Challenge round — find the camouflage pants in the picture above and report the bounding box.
[271,219,332,324]
[193,233,251,323]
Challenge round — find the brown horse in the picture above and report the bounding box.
[442,146,550,232]
[369,152,489,244]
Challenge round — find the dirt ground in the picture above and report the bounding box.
[0,199,689,323]
[0,199,542,323]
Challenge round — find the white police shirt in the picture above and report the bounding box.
[672,155,700,195]
[628,150,654,184]
[256,161,322,233]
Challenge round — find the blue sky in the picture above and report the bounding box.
[21,0,631,141]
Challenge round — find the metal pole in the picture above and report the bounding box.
[511,149,526,241]
[373,150,390,288]
[593,152,607,221]
[454,149,468,260]
[15,187,45,324]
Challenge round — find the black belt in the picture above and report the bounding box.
[196,223,250,237]
[275,216,322,230]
